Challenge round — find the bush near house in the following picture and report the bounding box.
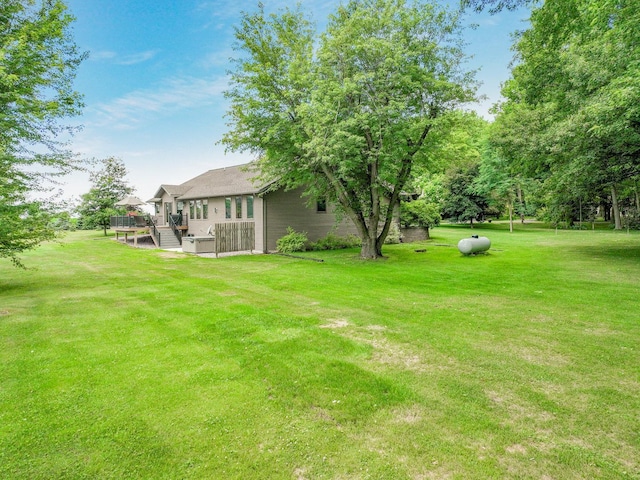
[276,227,308,253]
[310,233,361,251]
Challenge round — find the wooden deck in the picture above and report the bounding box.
[114,227,150,246]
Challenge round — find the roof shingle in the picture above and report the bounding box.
[176,163,272,200]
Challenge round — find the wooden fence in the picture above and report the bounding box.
[215,222,255,256]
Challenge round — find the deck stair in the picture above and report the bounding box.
[154,226,183,249]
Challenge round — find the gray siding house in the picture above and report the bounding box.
[148,163,358,252]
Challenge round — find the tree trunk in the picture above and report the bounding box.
[579,197,582,229]
[516,184,525,223]
[603,201,611,221]
[611,184,622,230]
[345,214,385,259]
[350,212,385,259]
[320,164,387,260]
[360,233,382,259]
[508,201,514,233]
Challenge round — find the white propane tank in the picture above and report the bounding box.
[457,235,491,255]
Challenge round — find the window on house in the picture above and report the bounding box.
[189,201,195,219]
[235,196,242,219]
[317,198,327,213]
[177,201,184,214]
[202,199,208,219]
[196,200,202,219]
[246,195,254,219]
[225,197,231,219]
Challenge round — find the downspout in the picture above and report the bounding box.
[263,196,268,253]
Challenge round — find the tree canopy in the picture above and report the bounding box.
[223,0,477,258]
[76,158,134,235]
[461,0,534,14]
[0,0,85,267]
[491,0,640,228]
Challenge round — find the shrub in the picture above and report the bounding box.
[624,211,640,230]
[400,199,441,228]
[276,227,308,253]
[310,233,361,251]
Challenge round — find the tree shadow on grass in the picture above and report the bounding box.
[571,245,640,264]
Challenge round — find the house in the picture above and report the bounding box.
[147,163,359,253]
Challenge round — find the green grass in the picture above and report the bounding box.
[1,225,639,479]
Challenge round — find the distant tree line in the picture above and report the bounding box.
[401,0,639,231]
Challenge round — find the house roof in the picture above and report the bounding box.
[147,184,190,202]
[150,163,274,202]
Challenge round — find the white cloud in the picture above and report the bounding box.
[88,76,229,129]
[88,49,160,65]
[117,50,161,65]
[89,50,117,61]
[200,48,235,68]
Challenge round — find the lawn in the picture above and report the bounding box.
[1,224,639,479]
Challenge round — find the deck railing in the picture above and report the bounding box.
[168,214,184,245]
[149,217,161,247]
[147,214,188,248]
[110,215,149,228]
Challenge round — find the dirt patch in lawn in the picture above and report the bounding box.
[390,404,425,424]
[319,321,455,373]
[156,251,186,259]
[319,318,350,329]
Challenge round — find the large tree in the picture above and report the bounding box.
[223,0,477,258]
[491,0,640,229]
[76,158,133,235]
[0,0,85,267]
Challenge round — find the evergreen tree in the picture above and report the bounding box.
[442,164,492,227]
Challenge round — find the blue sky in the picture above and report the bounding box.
[62,0,530,204]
